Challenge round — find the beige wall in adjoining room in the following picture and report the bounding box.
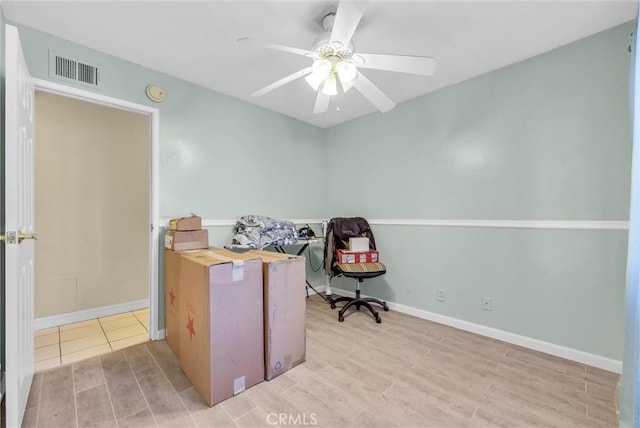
[34,90,150,318]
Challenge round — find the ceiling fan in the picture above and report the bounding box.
[238,0,437,114]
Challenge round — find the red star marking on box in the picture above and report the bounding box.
[186,315,196,340]
[169,288,176,308]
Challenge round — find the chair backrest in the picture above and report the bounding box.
[324,217,377,277]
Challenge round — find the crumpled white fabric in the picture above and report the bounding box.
[232,215,298,249]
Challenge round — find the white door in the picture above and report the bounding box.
[4,24,36,428]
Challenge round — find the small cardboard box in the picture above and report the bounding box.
[165,229,208,251]
[349,237,370,252]
[169,215,202,231]
[179,248,264,406]
[245,250,306,380]
[164,248,210,357]
[336,249,379,264]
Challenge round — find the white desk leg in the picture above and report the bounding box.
[325,274,332,296]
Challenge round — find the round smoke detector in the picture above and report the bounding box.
[145,84,166,103]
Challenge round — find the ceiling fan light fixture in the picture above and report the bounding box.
[313,58,332,78]
[305,58,332,91]
[336,60,357,84]
[321,74,337,96]
[304,73,323,91]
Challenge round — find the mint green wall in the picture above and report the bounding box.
[326,24,631,220]
[14,25,328,220]
[325,22,633,360]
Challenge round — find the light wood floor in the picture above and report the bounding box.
[22,295,619,427]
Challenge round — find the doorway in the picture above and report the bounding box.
[31,80,160,368]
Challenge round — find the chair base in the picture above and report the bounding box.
[329,288,389,323]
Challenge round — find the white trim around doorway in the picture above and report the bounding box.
[32,78,162,341]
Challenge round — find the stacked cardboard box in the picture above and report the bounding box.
[335,249,380,264]
[212,249,306,380]
[163,242,307,406]
[164,248,211,357]
[163,216,209,357]
[164,249,183,356]
[179,249,265,406]
[335,237,380,264]
[165,215,208,251]
[349,237,370,252]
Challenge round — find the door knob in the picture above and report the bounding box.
[0,231,36,244]
[18,232,37,244]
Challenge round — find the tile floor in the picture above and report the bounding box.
[34,308,149,372]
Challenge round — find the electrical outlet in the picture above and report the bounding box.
[482,296,492,311]
[437,288,445,302]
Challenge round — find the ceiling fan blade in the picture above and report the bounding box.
[314,91,330,114]
[237,37,315,58]
[355,53,437,76]
[353,71,396,113]
[251,67,313,97]
[330,1,368,47]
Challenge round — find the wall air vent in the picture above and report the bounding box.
[49,51,101,88]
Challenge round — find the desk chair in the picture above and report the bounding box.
[324,217,388,323]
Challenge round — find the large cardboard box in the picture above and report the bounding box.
[179,248,264,406]
[164,229,208,251]
[169,215,202,231]
[233,250,306,380]
[164,248,210,357]
[164,249,183,357]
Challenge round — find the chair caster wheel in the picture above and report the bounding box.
[330,303,336,309]
[338,315,344,322]
[376,316,382,324]
[383,303,389,311]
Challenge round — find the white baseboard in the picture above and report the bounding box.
[34,299,150,330]
[331,288,622,373]
[306,284,327,296]
[156,329,166,340]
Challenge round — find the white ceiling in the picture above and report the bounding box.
[2,1,637,128]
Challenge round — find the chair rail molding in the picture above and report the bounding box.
[367,219,629,230]
[162,218,629,230]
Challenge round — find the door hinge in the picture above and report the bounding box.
[0,231,17,244]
